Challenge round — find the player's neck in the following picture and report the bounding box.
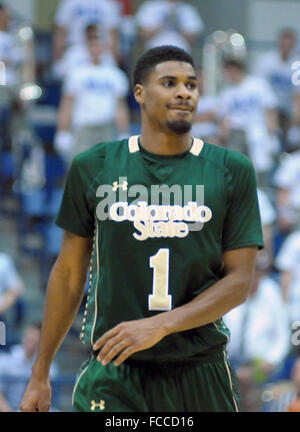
[139,125,192,156]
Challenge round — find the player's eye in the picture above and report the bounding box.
[162,80,175,88]
[186,82,197,90]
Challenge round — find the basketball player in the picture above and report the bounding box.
[20,46,263,412]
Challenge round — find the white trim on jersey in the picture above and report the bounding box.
[128,135,139,153]
[128,136,204,156]
[190,138,204,156]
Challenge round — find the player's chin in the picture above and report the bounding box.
[166,119,192,135]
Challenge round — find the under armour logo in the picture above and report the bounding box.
[90,399,105,411]
[112,180,128,191]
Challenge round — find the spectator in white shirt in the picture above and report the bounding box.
[273,150,300,233]
[135,0,204,53]
[191,68,221,146]
[257,188,277,267]
[0,3,23,90]
[219,58,280,187]
[224,259,290,370]
[52,23,117,82]
[224,256,291,411]
[0,323,58,412]
[53,0,121,64]
[275,229,300,323]
[254,29,298,119]
[262,357,300,412]
[54,36,130,163]
[254,28,300,149]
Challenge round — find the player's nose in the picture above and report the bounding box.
[175,83,192,100]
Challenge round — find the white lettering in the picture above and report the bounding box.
[109,202,128,222]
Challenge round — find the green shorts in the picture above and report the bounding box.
[72,349,240,412]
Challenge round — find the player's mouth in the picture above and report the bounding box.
[168,105,193,113]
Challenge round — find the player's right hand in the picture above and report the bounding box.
[19,377,52,412]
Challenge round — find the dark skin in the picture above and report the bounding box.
[20,60,258,411]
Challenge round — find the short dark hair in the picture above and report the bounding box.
[133,45,195,86]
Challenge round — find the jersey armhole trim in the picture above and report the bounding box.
[128,135,139,153]
[190,138,204,156]
[128,135,204,156]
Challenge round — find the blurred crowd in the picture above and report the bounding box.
[0,0,300,412]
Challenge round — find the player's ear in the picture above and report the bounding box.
[134,84,145,105]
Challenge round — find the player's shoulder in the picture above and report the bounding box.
[72,139,127,168]
[69,139,129,189]
[202,141,253,172]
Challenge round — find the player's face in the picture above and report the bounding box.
[136,61,199,135]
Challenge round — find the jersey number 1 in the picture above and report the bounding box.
[148,248,172,311]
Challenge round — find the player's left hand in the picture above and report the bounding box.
[92,317,167,366]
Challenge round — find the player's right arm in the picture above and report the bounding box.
[20,230,93,412]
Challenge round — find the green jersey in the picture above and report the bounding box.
[56,136,263,363]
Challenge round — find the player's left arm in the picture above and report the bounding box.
[93,246,258,366]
